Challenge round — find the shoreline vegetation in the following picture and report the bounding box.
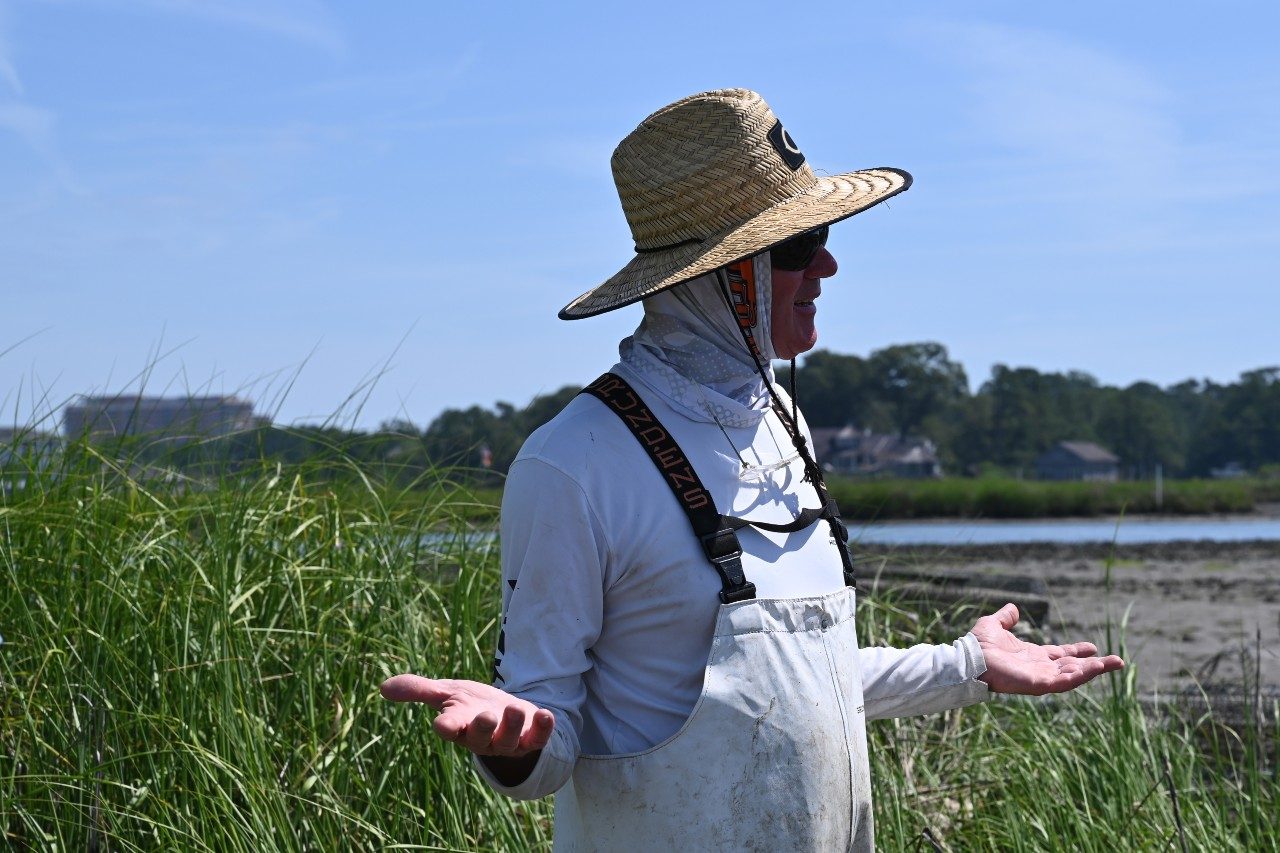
[3,449,1277,848]
[827,475,1280,520]
[447,475,1280,524]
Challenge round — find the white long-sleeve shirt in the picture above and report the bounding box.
[477,362,988,800]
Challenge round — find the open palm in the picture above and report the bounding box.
[973,603,1125,695]
[380,675,555,757]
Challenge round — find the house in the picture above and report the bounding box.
[809,425,942,478]
[1034,441,1120,481]
[63,395,261,443]
[0,428,59,464]
[0,428,61,492]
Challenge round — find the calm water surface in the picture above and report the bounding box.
[853,517,1280,546]
[426,517,1280,549]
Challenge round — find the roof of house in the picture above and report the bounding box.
[1050,441,1120,464]
[809,427,842,456]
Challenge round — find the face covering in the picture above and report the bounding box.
[619,253,776,429]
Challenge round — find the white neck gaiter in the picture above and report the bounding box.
[619,254,777,428]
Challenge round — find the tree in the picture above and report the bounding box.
[423,405,522,472]
[977,366,1101,471]
[867,343,968,439]
[1214,368,1280,471]
[1096,382,1185,476]
[789,350,875,428]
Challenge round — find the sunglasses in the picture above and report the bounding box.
[768,225,829,271]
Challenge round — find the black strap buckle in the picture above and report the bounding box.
[821,499,849,543]
[719,581,758,604]
[700,528,740,561]
[700,528,756,604]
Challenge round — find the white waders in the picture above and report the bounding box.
[553,586,872,851]
[562,375,873,851]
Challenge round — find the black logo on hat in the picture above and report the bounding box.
[767,121,805,170]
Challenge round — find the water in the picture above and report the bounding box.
[424,516,1280,549]
[852,516,1280,546]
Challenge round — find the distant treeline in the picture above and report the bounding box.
[31,342,1280,482]
[783,343,1280,478]
[403,341,1280,479]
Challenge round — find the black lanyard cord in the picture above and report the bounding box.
[715,268,857,590]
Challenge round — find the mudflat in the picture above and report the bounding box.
[857,540,1280,694]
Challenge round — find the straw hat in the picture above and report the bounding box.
[559,88,911,320]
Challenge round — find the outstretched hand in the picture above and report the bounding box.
[973,603,1125,695]
[380,675,555,758]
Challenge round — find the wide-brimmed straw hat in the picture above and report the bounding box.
[559,88,912,320]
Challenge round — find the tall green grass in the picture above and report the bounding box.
[829,476,1261,520]
[859,595,1279,850]
[2,441,1275,849]
[1,443,550,850]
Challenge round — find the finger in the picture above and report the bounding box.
[380,674,454,709]
[990,603,1019,631]
[490,704,527,755]
[432,710,469,741]
[519,708,556,753]
[1046,641,1099,660]
[461,710,500,753]
[1048,655,1126,693]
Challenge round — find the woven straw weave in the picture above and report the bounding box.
[560,88,911,319]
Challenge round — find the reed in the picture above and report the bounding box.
[858,592,1279,851]
[1,440,1274,849]
[828,476,1260,520]
[0,441,550,850]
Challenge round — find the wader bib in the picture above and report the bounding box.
[557,375,873,852]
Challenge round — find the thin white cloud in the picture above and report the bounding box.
[892,18,1280,268]
[0,101,79,190]
[508,135,617,180]
[912,20,1181,201]
[0,2,24,94]
[131,0,345,56]
[0,99,50,139]
[296,42,482,100]
[0,3,79,189]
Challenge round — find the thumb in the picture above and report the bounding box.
[992,602,1019,631]
[380,674,453,708]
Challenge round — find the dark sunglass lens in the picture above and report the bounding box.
[770,225,829,271]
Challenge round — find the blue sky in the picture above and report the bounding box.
[2,1,1277,430]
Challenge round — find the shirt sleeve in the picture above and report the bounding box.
[472,456,610,800]
[859,634,990,720]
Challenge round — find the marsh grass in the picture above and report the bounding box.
[859,589,1278,851]
[828,476,1260,520]
[1,437,1275,850]
[1,439,550,850]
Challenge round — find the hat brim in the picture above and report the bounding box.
[559,167,911,320]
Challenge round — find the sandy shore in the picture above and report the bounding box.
[856,540,1280,694]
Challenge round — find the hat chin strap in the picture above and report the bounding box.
[716,264,859,593]
[714,267,825,488]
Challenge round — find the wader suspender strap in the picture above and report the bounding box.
[581,373,856,603]
[581,373,755,603]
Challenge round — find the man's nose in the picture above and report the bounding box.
[806,246,837,279]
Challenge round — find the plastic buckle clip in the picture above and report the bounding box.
[719,581,758,604]
[701,528,755,604]
[700,528,739,561]
[820,499,846,537]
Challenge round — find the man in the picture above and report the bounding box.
[382,88,1124,851]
